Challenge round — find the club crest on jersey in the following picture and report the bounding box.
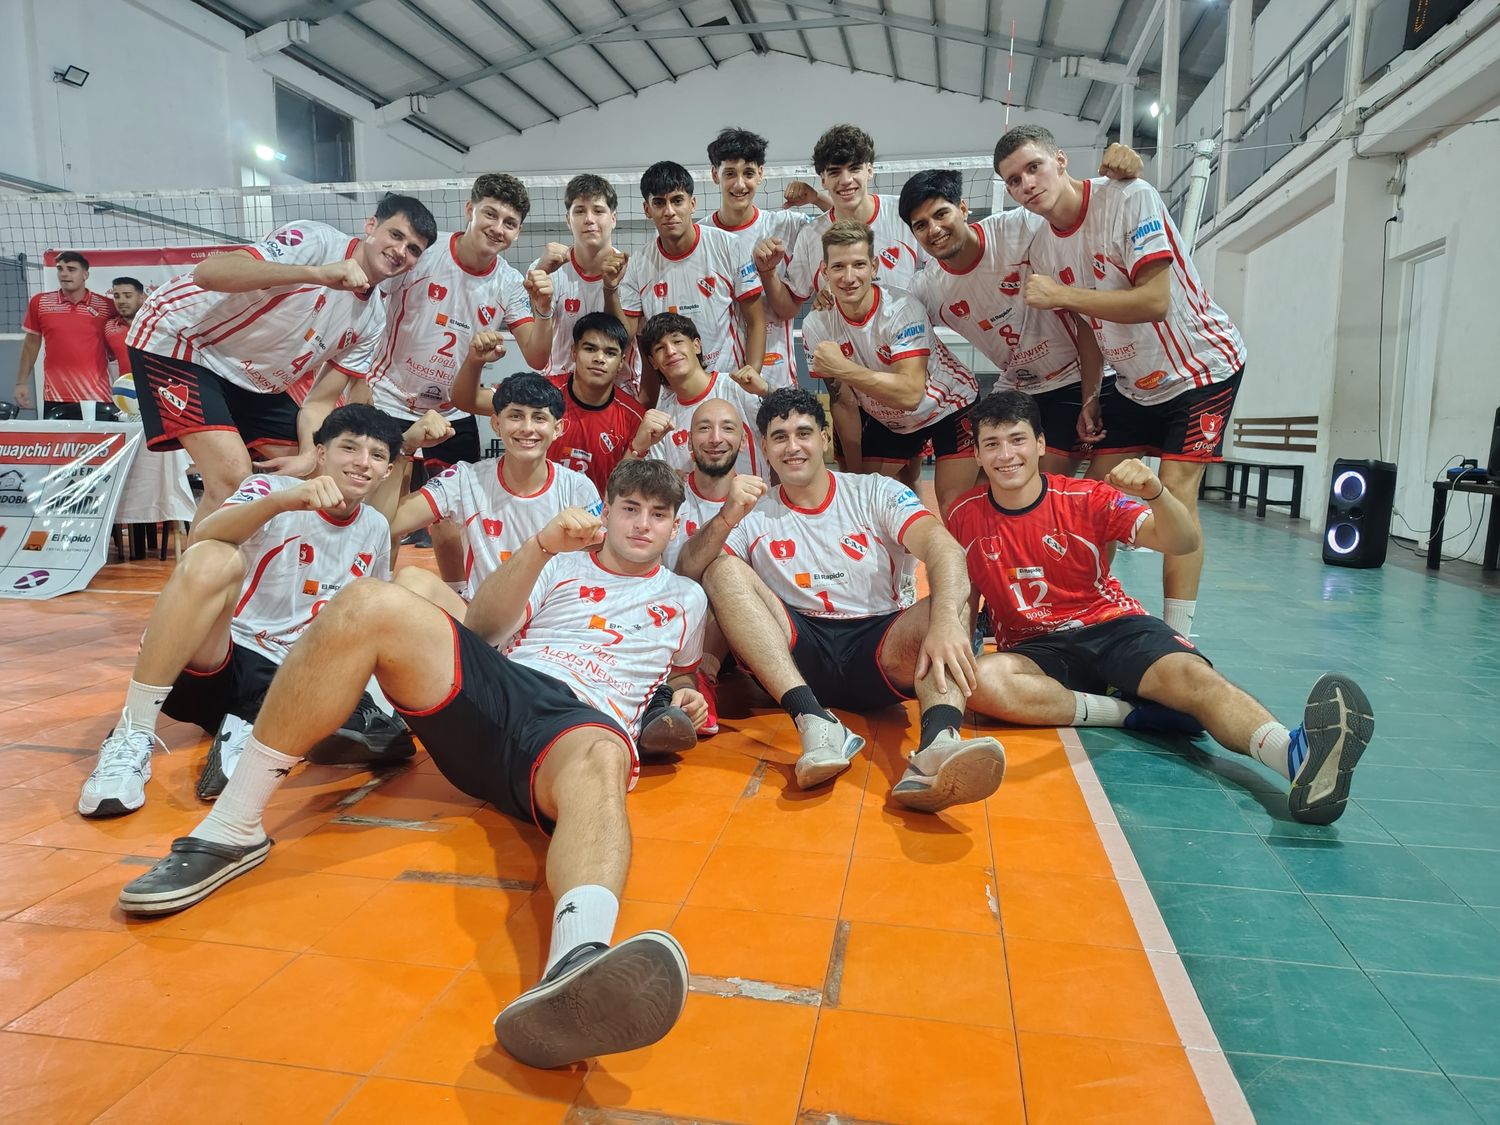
[999,271,1021,296]
[840,532,869,561]
[313,293,327,314]
[654,281,669,299]
[1058,266,1076,286]
[482,518,503,537]
[769,539,796,560]
[579,585,606,603]
[647,603,678,627]
[1042,532,1067,561]
[274,228,303,247]
[672,430,690,447]
[564,297,581,314]
[337,329,356,350]
[298,543,314,565]
[1093,253,1108,280]
[685,520,699,538]
[1198,411,1225,443]
[158,381,190,416]
[875,344,894,365]
[477,305,496,326]
[949,300,970,319]
[350,552,374,577]
[977,534,1003,562]
[880,246,901,269]
[698,276,716,297]
[600,432,616,452]
[428,283,448,303]
[839,341,855,358]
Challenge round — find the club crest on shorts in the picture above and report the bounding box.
[158,381,190,416]
[840,532,869,561]
[1041,532,1067,561]
[1198,411,1225,444]
[428,283,448,303]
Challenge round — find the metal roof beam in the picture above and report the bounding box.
[729,0,771,53]
[527,0,641,97]
[1024,0,1052,107]
[880,0,901,82]
[460,0,599,109]
[785,1,817,61]
[780,0,1070,61]
[979,0,991,96]
[1092,0,1165,133]
[588,17,855,41]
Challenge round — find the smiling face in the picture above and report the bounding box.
[648,331,702,383]
[689,398,743,478]
[761,410,831,490]
[315,431,395,503]
[997,142,1071,218]
[819,160,874,212]
[644,188,696,244]
[975,417,1045,497]
[822,240,876,307]
[906,196,972,262]
[601,490,678,568]
[567,194,616,254]
[711,159,765,211]
[465,196,524,257]
[359,213,430,283]
[491,400,563,464]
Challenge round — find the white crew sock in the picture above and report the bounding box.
[192,734,299,847]
[121,679,173,735]
[545,884,620,973]
[1073,692,1135,727]
[1163,599,1197,636]
[1249,721,1293,779]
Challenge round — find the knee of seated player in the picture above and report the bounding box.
[173,538,246,594]
[314,576,412,634]
[968,652,1046,715]
[1136,652,1223,708]
[538,735,631,817]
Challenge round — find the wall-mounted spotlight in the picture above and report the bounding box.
[52,66,90,87]
[253,144,288,162]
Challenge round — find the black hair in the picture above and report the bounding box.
[756,386,827,434]
[812,124,875,174]
[707,126,768,167]
[470,173,531,219]
[640,161,694,201]
[110,276,145,292]
[606,458,685,512]
[493,372,565,420]
[969,389,1044,439]
[639,312,701,357]
[897,169,965,226]
[55,251,89,269]
[565,173,617,212]
[374,193,438,250]
[993,125,1059,174]
[572,310,630,350]
[313,403,403,459]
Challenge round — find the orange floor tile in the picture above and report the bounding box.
[0,552,1220,1123]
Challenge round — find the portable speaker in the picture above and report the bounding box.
[1323,458,1397,568]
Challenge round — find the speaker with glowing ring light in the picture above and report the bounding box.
[1322,458,1397,568]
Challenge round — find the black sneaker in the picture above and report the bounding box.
[638,685,697,757]
[494,931,689,1068]
[403,528,432,548]
[306,696,417,766]
[118,836,273,916]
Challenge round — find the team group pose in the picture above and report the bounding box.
[54,121,1375,1073]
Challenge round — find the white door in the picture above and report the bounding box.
[1391,250,1444,540]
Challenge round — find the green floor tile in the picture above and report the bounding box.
[1454,1076,1500,1125]
[1371,972,1500,1078]
[1182,955,1434,1069]
[1383,738,1500,772]
[1356,800,1500,850]
[1222,785,1397,845]
[1309,895,1500,978]
[1151,883,1354,966]
[1228,1055,1480,1125]
[1477,908,1500,937]
[1349,764,1452,803]
[1103,782,1256,833]
[1122,825,1296,890]
[1433,769,1500,808]
[1268,838,1465,904]
[1083,745,1225,790]
[1411,846,1500,908]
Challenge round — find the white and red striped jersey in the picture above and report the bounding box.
[1025,178,1246,405]
[724,471,933,619]
[419,458,601,599]
[661,474,728,570]
[647,371,762,478]
[786,194,928,301]
[369,234,532,420]
[909,213,1084,393]
[22,289,114,402]
[710,206,811,389]
[800,285,979,434]
[128,221,386,394]
[506,550,707,758]
[529,247,642,397]
[222,474,392,663]
[946,475,1150,647]
[619,224,762,372]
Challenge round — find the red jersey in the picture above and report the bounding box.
[546,373,647,495]
[946,474,1151,646]
[22,289,114,401]
[104,316,134,374]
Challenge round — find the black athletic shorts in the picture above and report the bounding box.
[785,606,913,711]
[393,616,630,833]
[1007,614,1210,696]
[860,402,975,464]
[1095,369,1243,462]
[131,347,299,455]
[163,642,278,732]
[378,410,482,473]
[1026,382,1087,460]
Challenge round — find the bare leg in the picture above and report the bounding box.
[829,383,863,472]
[702,557,801,697]
[430,518,467,585]
[532,730,633,899]
[395,565,468,620]
[968,651,1080,725]
[1040,452,1081,477]
[133,539,244,684]
[1136,653,1274,758]
[1082,450,1133,481]
[1157,459,1208,602]
[933,457,980,518]
[179,429,253,528]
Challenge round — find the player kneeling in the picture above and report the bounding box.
[950,391,1374,825]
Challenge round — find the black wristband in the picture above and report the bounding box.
[1145,484,1165,502]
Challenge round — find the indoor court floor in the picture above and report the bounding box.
[1,500,1497,1124]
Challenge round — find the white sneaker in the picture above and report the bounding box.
[78,716,165,818]
[891,729,1007,813]
[793,713,865,789]
[197,713,252,802]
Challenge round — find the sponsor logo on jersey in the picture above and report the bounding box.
[1058,266,1076,286]
[769,538,796,560]
[999,271,1021,296]
[350,551,373,577]
[795,569,847,587]
[298,543,314,565]
[840,532,869,561]
[1042,533,1067,561]
[1135,369,1168,391]
[587,614,623,645]
[579,585,606,602]
[275,228,304,247]
[428,282,448,303]
[647,603,678,627]
[482,518,503,537]
[698,276,716,297]
[839,341,855,358]
[1131,217,1164,248]
[949,300,970,319]
[302,579,319,596]
[158,381,190,416]
[880,246,901,269]
[477,305,496,326]
[13,570,49,590]
[1013,566,1045,579]
[1093,253,1108,280]
[303,328,317,342]
[564,298,581,314]
[893,323,924,344]
[654,281,669,299]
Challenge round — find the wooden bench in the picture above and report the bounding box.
[1199,416,1317,519]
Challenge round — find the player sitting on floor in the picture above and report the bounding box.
[677,387,1006,812]
[77,405,415,817]
[950,390,1375,825]
[115,459,708,1070]
[390,372,602,619]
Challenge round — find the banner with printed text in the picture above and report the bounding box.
[0,421,142,599]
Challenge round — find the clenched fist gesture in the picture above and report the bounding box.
[753,236,786,274]
[403,410,454,455]
[810,340,854,380]
[523,268,554,317]
[1023,273,1070,311]
[282,475,346,512]
[536,241,570,272]
[319,257,371,293]
[783,180,819,208]
[631,409,674,455]
[1105,458,1164,500]
[470,331,507,364]
[718,474,768,529]
[601,250,629,290]
[537,507,606,555]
